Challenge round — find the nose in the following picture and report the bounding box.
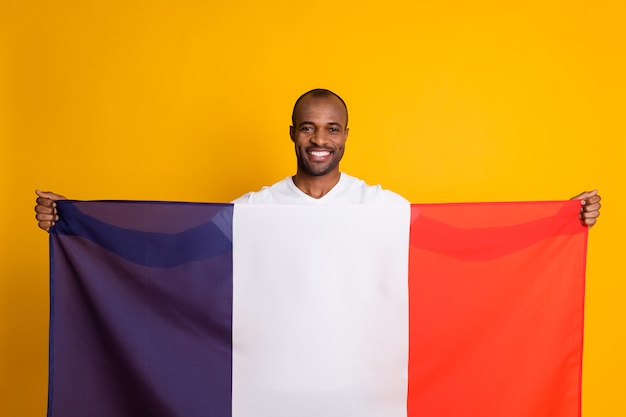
[310,130,328,146]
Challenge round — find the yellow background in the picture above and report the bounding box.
[2,1,624,415]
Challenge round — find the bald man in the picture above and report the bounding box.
[35,89,601,229]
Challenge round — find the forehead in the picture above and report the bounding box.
[293,96,347,126]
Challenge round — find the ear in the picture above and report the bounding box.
[289,125,295,142]
[344,127,349,142]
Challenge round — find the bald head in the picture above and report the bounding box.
[291,89,348,128]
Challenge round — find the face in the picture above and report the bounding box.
[290,95,349,177]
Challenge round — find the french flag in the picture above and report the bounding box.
[48,200,587,417]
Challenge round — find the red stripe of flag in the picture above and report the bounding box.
[408,201,587,417]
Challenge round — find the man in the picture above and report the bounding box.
[35,89,601,227]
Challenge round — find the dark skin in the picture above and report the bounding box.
[34,92,602,230]
[289,94,349,199]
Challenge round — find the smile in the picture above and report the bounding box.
[309,150,331,157]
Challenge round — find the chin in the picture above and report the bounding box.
[304,164,339,177]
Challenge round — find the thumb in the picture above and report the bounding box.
[570,189,598,203]
[36,189,67,201]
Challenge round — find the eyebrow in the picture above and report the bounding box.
[298,121,344,128]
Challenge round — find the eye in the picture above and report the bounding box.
[329,127,340,133]
[301,126,313,132]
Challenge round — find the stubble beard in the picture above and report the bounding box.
[296,146,344,177]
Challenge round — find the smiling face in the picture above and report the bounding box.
[290,94,349,178]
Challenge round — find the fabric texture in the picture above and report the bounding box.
[48,199,587,417]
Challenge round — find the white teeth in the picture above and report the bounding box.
[310,151,330,157]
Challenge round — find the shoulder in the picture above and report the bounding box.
[335,174,409,205]
[231,177,298,204]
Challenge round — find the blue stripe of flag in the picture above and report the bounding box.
[49,201,234,417]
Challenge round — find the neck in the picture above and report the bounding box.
[293,170,341,199]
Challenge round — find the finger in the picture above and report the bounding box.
[34,203,56,214]
[571,189,598,201]
[35,189,67,201]
[36,196,56,208]
[581,207,600,217]
[583,217,597,227]
[581,196,602,208]
[577,214,597,227]
[582,202,601,212]
[37,220,55,232]
[585,195,601,205]
[36,212,59,222]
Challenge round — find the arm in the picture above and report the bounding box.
[570,190,601,227]
[34,190,67,232]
